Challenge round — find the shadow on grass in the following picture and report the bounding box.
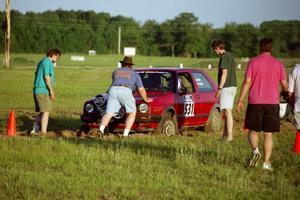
[59,135,219,166]
[16,114,82,133]
[8,113,235,167]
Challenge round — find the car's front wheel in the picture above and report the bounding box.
[157,112,178,136]
[206,107,222,132]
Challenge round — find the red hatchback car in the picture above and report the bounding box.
[81,68,222,136]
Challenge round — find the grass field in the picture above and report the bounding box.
[0,54,300,199]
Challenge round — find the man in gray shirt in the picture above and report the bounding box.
[99,56,153,137]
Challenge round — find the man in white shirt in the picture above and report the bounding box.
[288,64,300,154]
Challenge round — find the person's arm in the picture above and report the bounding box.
[215,69,227,98]
[287,72,295,102]
[45,75,55,100]
[236,77,251,113]
[288,72,294,93]
[138,87,153,103]
[219,69,227,89]
[281,80,289,92]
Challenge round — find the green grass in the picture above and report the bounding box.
[0,134,299,199]
[0,54,300,199]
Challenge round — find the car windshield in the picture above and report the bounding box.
[138,71,173,92]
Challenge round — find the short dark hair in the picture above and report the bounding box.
[46,48,61,57]
[259,38,273,52]
[211,40,225,50]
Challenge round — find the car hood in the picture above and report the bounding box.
[134,91,174,103]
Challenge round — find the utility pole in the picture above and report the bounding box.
[118,26,121,55]
[4,0,11,69]
[171,44,174,57]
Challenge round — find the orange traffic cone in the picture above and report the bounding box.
[293,130,300,154]
[6,110,17,137]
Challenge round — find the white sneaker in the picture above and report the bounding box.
[248,152,262,167]
[31,122,40,134]
[99,125,105,134]
[262,162,273,171]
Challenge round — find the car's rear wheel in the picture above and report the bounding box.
[157,112,178,136]
[206,107,222,132]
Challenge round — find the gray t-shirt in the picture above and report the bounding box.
[112,67,144,91]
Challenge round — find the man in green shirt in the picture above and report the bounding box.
[212,40,237,141]
[32,48,61,134]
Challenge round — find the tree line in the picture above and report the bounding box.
[1,10,300,57]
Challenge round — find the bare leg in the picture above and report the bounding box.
[100,112,114,128]
[123,112,136,136]
[224,109,234,141]
[35,113,42,126]
[125,112,136,130]
[248,130,259,150]
[41,112,50,133]
[263,132,273,164]
[221,110,228,139]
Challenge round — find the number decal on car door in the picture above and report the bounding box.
[184,95,195,117]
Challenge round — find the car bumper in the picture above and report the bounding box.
[123,113,162,132]
[83,113,162,132]
[80,113,100,123]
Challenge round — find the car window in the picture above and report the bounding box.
[138,71,173,92]
[178,73,195,93]
[192,72,213,92]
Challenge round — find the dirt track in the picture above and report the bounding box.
[11,117,295,140]
[1,109,295,139]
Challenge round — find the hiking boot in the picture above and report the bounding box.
[248,152,262,167]
[262,162,273,171]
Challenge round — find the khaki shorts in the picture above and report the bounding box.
[106,86,136,113]
[33,93,52,112]
[220,87,237,110]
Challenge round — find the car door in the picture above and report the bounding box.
[191,71,215,123]
[175,72,202,127]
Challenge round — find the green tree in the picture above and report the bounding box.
[158,20,176,56]
[140,20,160,56]
[172,13,200,57]
[260,20,300,57]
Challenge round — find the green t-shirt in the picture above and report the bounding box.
[33,57,55,94]
[218,52,237,87]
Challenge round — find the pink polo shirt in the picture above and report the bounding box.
[245,53,286,104]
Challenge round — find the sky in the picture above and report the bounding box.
[1,0,300,28]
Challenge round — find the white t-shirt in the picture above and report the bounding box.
[288,64,300,112]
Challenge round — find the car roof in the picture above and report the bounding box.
[135,67,205,73]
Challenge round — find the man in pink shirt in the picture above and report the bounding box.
[236,38,288,171]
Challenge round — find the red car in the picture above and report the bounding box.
[81,68,222,136]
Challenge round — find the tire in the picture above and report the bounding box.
[156,112,178,136]
[206,107,222,132]
[80,124,90,134]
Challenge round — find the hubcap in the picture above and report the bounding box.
[163,120,175,136]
